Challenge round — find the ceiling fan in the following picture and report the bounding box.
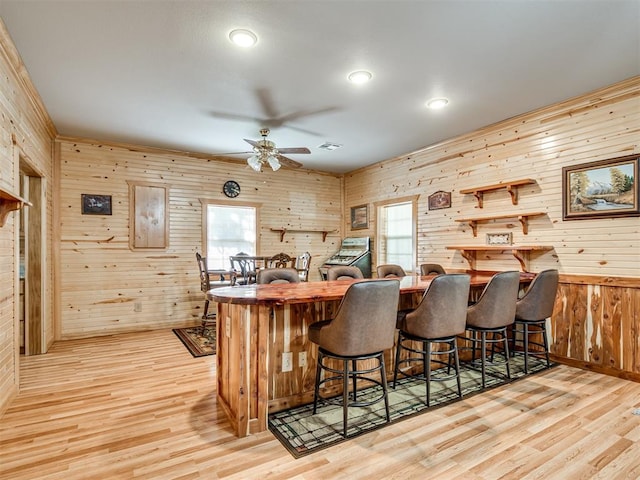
[208,88,340,137]
[228,128,310,172]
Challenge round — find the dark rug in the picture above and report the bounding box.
[269,355,554,457]
[172,326,216,357]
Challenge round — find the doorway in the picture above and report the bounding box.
[19,161,45,356]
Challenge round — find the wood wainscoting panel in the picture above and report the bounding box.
[551,274,640,380]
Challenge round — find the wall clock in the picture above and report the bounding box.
[223,180,241,198]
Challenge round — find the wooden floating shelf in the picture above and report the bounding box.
[270,228,337,242]
[459,178,536,208]
[455,212,546,237]
[0,187,31,227]
[446,245,553,272]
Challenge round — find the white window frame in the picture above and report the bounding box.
[375,195,418,274]
[199,199,260,270]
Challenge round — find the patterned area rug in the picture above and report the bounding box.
[172,326,216,357]
[269,355,554,457]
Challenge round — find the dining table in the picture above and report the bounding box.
[207,270,535,437]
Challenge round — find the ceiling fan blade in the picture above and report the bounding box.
[276,106,341,124]
[208,110,261,123]
[243,138,260,147]
[276,154,303,169]
[255,88,279,119]
[277,147,311,154]
[217,151,252,155]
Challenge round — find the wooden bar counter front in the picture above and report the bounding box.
[208,272,534,437]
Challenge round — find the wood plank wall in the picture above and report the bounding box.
[0,20,56,415]
[56,139,343,339]
[344,76,640,377]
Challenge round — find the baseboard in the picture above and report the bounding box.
[551,354,640,383]
[0,383,18,418]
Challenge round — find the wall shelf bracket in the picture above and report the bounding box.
[0,187,31,227]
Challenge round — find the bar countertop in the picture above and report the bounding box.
[207,271,536,305]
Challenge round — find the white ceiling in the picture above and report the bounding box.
[1,1,638,173]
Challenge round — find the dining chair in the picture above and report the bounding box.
[464,270,520,388]
[295,252,312,281]
[256,267,301,284]
[377,264,406,278]
[229,252,258,284]
[267,252,294,268]
[420,263,446,275]
[326,265,364,281]
[309,279,400,437]
[394,273,471,406]
[195,252,235,334]
[512,269,559,373]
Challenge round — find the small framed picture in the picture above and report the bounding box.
[486,232,513,245]
[350,204,368,230]
[81,194,112,215]
[428,190,452,210]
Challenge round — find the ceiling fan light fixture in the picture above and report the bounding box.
[267,156,281,171]
[348,70,372,84]
[229,29,258,48]
[247,155,262,172]
[426,97,449,109]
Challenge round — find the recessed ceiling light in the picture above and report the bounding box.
[229,29,258,47]
[348,70,372,84]
[426,97,449,109]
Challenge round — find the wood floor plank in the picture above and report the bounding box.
[1,329,640,479]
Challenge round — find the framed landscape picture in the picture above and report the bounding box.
[562,155,639,220]
[350,204,368,229]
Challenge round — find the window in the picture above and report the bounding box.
[377,198,416,272]
[202,203,257,270]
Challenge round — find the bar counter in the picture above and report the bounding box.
[208,271,535,437]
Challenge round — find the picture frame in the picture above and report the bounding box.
[350,204,368,230]
[562,155,639,220]
[428,190,452,210]
[486,232,513,245]
[81,194,112,215]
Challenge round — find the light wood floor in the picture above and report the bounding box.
[1,330,640,480]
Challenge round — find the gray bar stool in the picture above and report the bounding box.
[377,264,406,278]
[309,279,400,437]
[465,271,520,388]
[419,263,446,275]
[512,269,559,373]
[256,267,300,284]
[393,273,471,406]
[327,265,364,281]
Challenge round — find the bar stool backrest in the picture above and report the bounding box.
[316,279,400,356]
[404,274,470,338]
[466,271,520,329]
[377,264,406,278]
[327,265,364,281]
[515,269,559,321]
[257,267,301,284]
